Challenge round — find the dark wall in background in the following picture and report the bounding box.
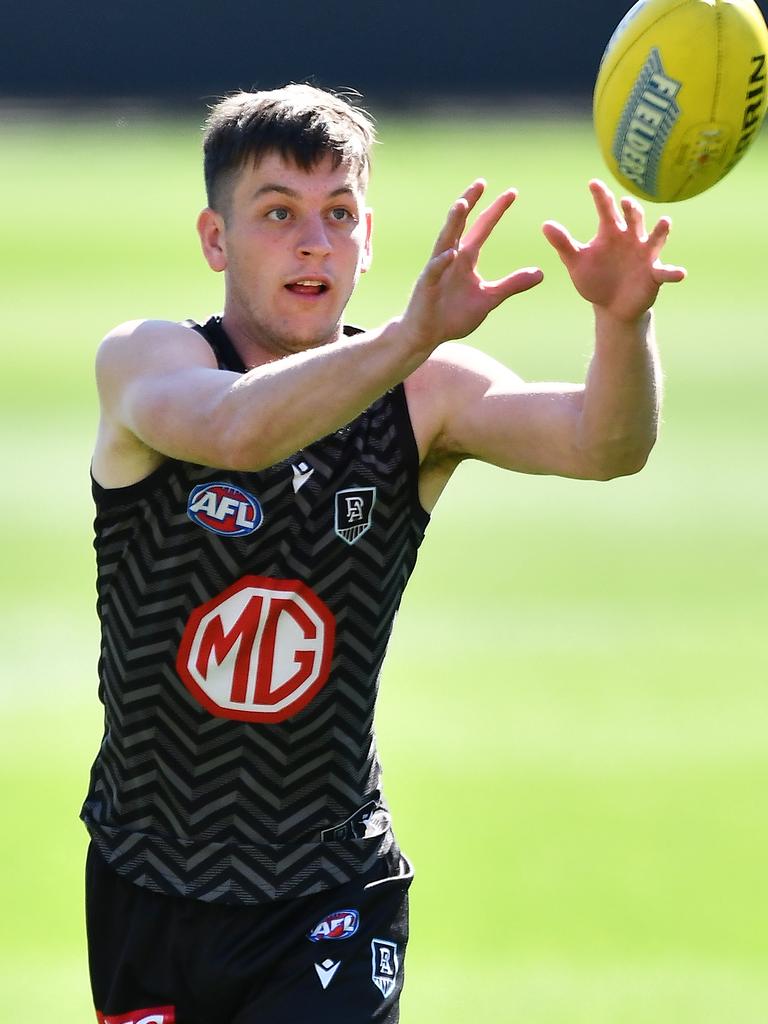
[5,0,765,106]
[4,1,768,106]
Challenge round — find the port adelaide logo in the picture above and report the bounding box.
[335,487,376,545]
[187,482,263,537]
[371,939,400,998]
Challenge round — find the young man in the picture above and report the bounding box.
[83,85,685,1024]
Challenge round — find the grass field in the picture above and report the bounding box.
[1,108,767,1022]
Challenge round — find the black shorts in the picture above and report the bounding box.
[85,842,413,1024]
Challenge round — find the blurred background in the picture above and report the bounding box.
[2,2,767,1021]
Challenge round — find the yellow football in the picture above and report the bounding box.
[594,0,768,201]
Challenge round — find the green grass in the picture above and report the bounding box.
[1,109,767,1023]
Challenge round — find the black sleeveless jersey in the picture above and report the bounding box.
[81,316,430,905]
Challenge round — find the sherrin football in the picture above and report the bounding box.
[594,0,768,201]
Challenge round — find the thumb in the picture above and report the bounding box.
[485,268,544,306]
[651,261,687,285]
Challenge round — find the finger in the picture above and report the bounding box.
[429,180,486,259]
[453,179,487,236]
[542,220,581,265]
[589,178,625,230]
[430,197,470,259]
[460,178,487,212]
[621,196,647,239]
[462,188,518,256]
[484,267,545,305]
[647,216,672,260]
[651,261,687,284]
[420,247,458,287]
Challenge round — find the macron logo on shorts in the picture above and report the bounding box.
[96,1008,175,1024]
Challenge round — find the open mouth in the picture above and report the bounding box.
[285,279,329,296]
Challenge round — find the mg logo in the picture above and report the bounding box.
[177,576,336,722]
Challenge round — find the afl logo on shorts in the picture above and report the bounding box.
[177,575,336,722]
[308,909,360,942]
[187,482,263,537]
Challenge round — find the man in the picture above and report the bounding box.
[83,84,685,1024]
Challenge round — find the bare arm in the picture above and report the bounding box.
[412,180,685,489]
[96,316,438,475]
[539,180,683,476]
[94,182,543,482]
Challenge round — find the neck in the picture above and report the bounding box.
[220,306,345,369]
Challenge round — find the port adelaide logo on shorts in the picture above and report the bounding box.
[187,482,263,537]
[371,938,400,998]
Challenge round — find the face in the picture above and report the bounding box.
[198,151,372,358]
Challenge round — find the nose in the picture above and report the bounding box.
[297,214,332,258]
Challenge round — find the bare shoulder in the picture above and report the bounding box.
[92,320,221,487]
[96,318,217,386]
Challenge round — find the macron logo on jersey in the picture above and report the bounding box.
[187,483,263,537]
[292,461,315,493]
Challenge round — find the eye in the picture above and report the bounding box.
[266,207,291,222]
[329,207,355,223]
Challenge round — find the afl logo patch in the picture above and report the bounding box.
[308,909,360,943]
[187,482,263,537]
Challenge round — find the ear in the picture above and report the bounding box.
[197,208,228,273]
[360,208,373,273]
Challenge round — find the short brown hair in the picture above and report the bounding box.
[202,84,376,215]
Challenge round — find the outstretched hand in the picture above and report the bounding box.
[542,179,686,323]
[401,180,544,351]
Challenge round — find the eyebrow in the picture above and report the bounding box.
[251,183,356,201]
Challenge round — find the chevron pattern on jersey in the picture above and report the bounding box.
[82,318,429,905]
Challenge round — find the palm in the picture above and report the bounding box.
[403,182,544,347]
[416,252,505,339]
[543,180,686,322]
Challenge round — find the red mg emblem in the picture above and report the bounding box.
[176,576,335,722]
